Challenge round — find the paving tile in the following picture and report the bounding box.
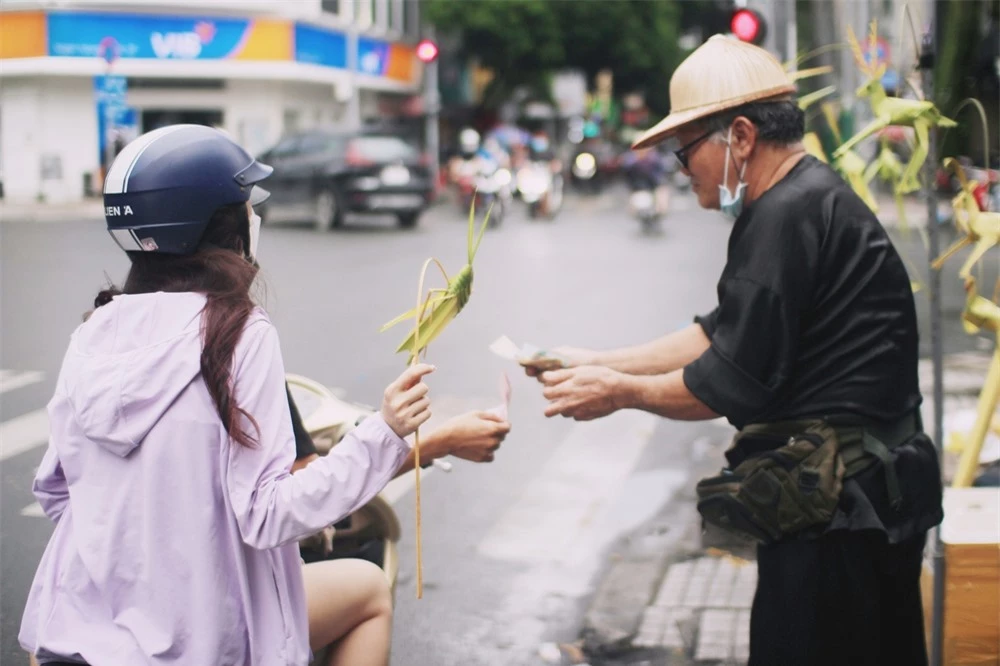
[728,562,758,609]
[681,557,719,608]
[705,557,738,608]
[654,560,694,608]
[734,609,752,661]
[662,608,695,650]
[694,609,736,661]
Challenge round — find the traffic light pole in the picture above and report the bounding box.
[422,25,440,194]
[770,0,797,62]
[785,0,797,65]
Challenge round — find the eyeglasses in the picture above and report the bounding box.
[674,129,716,170]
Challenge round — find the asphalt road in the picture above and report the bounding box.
[1,185,988,665]
[1,187,730,665]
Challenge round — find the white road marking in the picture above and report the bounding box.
[478,410,660,563]
[0,369,45,394]
[0,408,49,461]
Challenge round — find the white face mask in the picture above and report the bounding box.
[248,212,261,260]
[718,126,748,220]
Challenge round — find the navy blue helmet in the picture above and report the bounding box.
[103,124,272,255]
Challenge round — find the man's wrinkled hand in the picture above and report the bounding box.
[435,411,511,463]
[540,366,625,421]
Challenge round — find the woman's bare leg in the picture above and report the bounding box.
[303,559,393,666]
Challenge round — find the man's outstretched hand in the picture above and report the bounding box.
[539,365,626,421]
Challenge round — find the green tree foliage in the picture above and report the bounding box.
[425,0,686,114]
[424,0,565,106]
[558,0,683,115]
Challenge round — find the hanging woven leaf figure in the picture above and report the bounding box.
[931,158,1000,282]
[832,21,956,195]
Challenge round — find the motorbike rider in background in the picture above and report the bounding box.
[621,146,670,217]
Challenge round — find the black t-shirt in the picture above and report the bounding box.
[684,156,922,430]
[287,383,318,459]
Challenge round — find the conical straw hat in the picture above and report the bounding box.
[633,35,796,149]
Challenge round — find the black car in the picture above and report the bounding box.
[257,130,434,230]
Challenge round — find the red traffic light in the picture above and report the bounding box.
[416,39,439,63]
[731,8,767,45]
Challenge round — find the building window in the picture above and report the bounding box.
[322,0,341,15]
[127,78,225,90]
[404,0,419,38]
[390,0,404,33]
[283,109,301,135]
[375,0,388,33]
[355,0,374,30]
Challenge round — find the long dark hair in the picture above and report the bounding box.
[94,203,260,447]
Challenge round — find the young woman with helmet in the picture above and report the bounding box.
[17,125,509,666]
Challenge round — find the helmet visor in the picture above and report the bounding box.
[249,185,271,206]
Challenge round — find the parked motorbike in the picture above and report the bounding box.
[286,374,402,594]
[516,160,563,220]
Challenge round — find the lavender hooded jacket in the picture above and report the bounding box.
[19,292,410,665]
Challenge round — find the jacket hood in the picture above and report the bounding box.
[65,292,207,457]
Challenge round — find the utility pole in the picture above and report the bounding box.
[919,14,946,664]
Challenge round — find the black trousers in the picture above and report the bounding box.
[749,530,928,666]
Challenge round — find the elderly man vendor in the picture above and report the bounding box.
[527,35,943,666]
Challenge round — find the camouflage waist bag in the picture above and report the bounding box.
[695,415,914,544]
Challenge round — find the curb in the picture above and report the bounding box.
[580,426,740,663]
[581,501,704,655]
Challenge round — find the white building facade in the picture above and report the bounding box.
[0,0,425,203]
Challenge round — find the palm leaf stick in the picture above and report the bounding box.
[821,102,843,145]
[897,3,924,100]
[410,256,438,599]
[790,43,849,70]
